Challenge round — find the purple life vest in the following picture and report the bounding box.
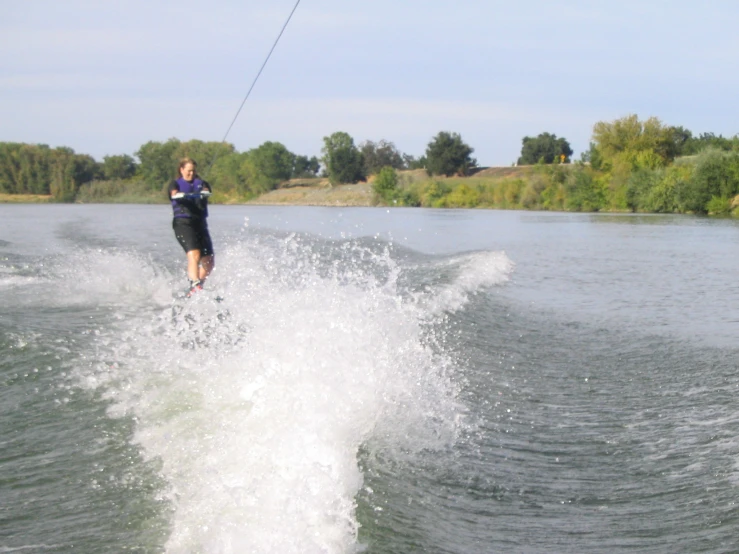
[171,177,208,219]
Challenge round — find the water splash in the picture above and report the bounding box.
[71,232,512,553]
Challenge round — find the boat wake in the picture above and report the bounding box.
[66,232,512,553]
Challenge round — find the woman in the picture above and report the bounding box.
[169,158,214,297]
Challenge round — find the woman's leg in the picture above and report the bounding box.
[199,254,214,282]
[186,249,202,282]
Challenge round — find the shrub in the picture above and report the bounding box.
[565,167,606,212]
[675,148,739,213]
[706,196,732,215]
[625,168,660,211]
[417,180,452,207]
[445,183,479,208]
[371,166,398,204]
[642,164,692,213]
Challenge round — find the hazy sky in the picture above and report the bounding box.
[2,0,738,166]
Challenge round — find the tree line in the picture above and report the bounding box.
[0,139,321,202]
[1,114,738,214]
[0,130,468,201]
[370,116,739,215]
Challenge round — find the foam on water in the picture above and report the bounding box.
[69,233,513,553]
[421,251,514,314]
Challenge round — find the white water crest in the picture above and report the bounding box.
[69,233,513,553]
[421,251,514,314]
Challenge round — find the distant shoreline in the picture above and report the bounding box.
[0,193,52,203]
[0,166,535,207]
[0,185,375,207]
[4,162,737,216]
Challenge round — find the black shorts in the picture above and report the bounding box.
[172,217,214,257]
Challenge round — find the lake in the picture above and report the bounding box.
[2,204,739,553]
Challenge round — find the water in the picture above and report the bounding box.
[2,205,739,553]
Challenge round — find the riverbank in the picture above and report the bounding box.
[0,167,540,207]
[0,183,376,207]
[245,166,538,207]
[0,193,51,203]
[247,181,374,207]
[4,161,736,215]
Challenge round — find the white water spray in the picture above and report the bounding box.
[69,233,512,553]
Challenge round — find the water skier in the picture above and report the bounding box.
[169,157,214,297]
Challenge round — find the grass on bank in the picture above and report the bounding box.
[0,193,52,203]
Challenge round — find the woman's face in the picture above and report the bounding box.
[180,163,196,181]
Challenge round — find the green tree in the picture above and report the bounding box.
[174,139,235,179]
[517,132,573,165]
[592,114,679,168]
[207,152,244,194]
[581,142,605,170]
[47,148,99,202]
[642,164,691,213]
[247,141,294,186]
[564,166,606,212]
[0,143,56,194]
[22,144,54,194]
[360,140,405,174]
[212,150,279,198]
[0,143,22,193]
[680,132,739,156]
[291,155,320,178]
[102,154,136,180]
[425,131,476,177]
[667,126,693,158]
[321,131,365,185]
[675,148,739,213]
[625,168,660,211]
[135,138,181,188]
[238,156,273,196]
[403,154,426,170]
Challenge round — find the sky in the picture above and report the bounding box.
[2,0,738,166]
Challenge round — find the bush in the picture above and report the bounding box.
[675,148,739,213]
[625,168,660,211]
[444,183,479,208]
[706,196,732,215]
[416,180,452,207]
[565,167,606,211]
[520,173,548,209]
[371,166,398,204]
[642,164,692,213]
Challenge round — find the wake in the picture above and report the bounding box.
[67,232,512,553]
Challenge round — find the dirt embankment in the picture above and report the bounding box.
[471,165,536,178]
[247,179,374,207]
[247,166,538,207]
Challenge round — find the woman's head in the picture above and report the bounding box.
[178,158,197,181]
